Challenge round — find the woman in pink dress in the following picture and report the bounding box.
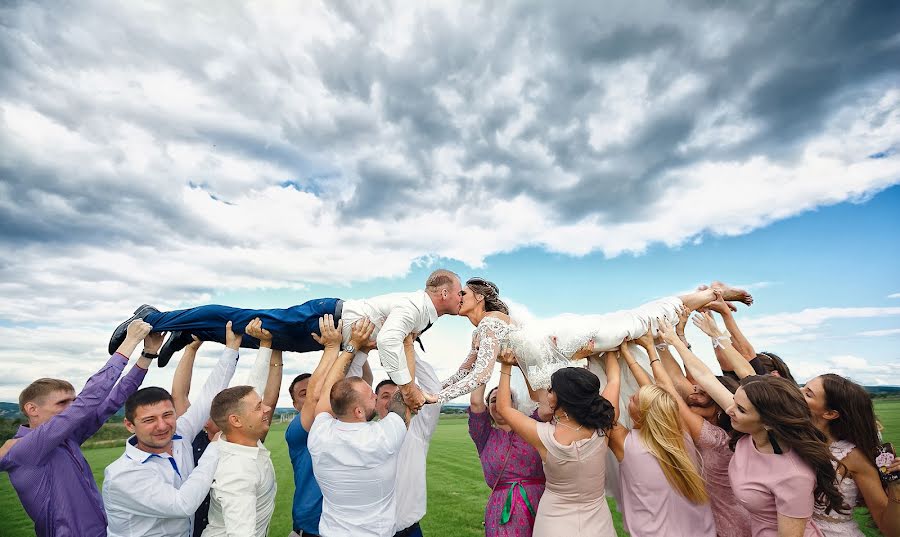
[801,374,900,535]
[495,351,621,537]
[469,382,546,536]
[656,316,755,537]
[726,375,846,537]
[610,333,716,537]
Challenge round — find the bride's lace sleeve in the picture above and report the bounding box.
[441,335,478,389]
[436,321,502,403]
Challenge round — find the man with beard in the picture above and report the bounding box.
[307,318,411,537]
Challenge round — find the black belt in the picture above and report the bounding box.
[394,522,420,537]
[333,299,344,326]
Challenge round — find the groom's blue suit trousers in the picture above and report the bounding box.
[143,298,343,352]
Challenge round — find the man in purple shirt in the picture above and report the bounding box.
[0,319,159,537]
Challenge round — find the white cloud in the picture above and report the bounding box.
[889,293,900,299]
[857,328,900,337]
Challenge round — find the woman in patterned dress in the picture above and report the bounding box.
[469,382,546,536]
[801,374,900,536]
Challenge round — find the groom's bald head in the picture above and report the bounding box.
[425,269,462,315]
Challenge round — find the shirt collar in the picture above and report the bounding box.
[420,290,439,325]
[125,434,183,463]
[218,437,268,458]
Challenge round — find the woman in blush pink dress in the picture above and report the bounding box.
[726,375,846,537]
[469,383,546,537]
[495,351,621,537]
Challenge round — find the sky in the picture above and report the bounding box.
[0,1,898,407]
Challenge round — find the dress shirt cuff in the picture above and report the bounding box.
[388,368,413,386]
[112,352,130,365]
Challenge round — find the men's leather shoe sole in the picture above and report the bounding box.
[108,304,158,355]
[157,331,195,368]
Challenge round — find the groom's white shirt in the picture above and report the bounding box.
[341,291,438,385]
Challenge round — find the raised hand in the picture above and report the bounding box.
[657,319,681,347]
[311,314,342,349]
[400,382,427,411]
[634,327,655,350]
[143,331,166,354]
[571,339,595,361]
[125,319,152,343]
[225,321,243,350]
[186,335,203,351]
[497,348,518,366]
[245,317,273,346]
[706,289,738,314]
[692,311,723,338]
[349,318,376,352]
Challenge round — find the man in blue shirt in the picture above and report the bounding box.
[285,372,320,537]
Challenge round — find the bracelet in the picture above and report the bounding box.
[500,371,512,376]
[711,331,732,349]
[141,351,158,359]
[270,362,284,367]
[626,361,637,367]
[649,358,661,365]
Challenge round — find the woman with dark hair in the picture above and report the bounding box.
[468,382,546,536]
[756,352,797,384]
[727,375,846,536]
[495,351,620,537]
[802,374,900,535]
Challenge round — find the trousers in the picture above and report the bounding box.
[143,298,343,351]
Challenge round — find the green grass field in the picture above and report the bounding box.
[2,400,898,536]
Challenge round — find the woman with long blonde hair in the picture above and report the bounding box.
[608,331,715,537]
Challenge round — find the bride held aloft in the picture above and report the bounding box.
[432,278,753,408]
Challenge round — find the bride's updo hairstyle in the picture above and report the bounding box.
[549,367,615,431]
[466,277,509,315]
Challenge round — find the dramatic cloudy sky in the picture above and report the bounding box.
[1,1,899,406]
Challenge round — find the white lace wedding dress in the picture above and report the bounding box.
[435,296,685,412]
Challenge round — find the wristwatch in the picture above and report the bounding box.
[343,344,356,354]
[141,351,159,359]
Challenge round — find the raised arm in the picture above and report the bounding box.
[243,318,284,442]
[600,350,621,424]
[707,294,756,360]
[469,377,487,414]
[301,315,342,431]
[619,341,652,388]
[693,312,755,379]
[3,320,150,467]
[177,322,241,441]
[667,321,735,411]
[315,319,376,417]
[657,320,708,442]
[654,331,695,400]
[495,354,546,459]
[171,337,202,416]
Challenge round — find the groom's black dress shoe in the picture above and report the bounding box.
[157,331,195,367]
[108,304,159,355]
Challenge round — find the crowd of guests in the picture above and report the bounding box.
[1,271,899,537]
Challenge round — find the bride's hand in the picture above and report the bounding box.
[497,348,518,366]
[571,339,595,360]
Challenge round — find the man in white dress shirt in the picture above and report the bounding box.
[103,322,243,537]
[307,319,412,537]
[200,318,283,537]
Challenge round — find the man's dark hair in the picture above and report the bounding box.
[375,379,397,395]
[288,373,312,401]
[331,376,365,417]
[210,385,255,432]
[125,387,174,423]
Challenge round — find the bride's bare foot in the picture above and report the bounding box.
[711,281,753,306]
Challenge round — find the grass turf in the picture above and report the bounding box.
[1,400,898,536]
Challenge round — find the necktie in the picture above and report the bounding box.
[416,322,433,352]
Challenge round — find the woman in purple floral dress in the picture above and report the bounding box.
[469,382,546,537]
